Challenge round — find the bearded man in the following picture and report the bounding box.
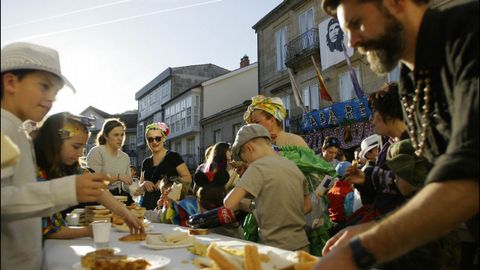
[313,0,478,269]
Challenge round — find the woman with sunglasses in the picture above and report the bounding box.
[139,122,192,210]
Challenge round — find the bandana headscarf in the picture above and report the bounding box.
[145,122,169,138]
[243,95,287,123]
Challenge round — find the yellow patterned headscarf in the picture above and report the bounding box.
[243,95,287,123]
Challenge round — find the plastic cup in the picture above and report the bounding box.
[66,213,80,226]
[91,221,111,249]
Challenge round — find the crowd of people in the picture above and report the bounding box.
[1,0,478,269]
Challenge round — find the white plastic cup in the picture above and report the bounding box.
[66,213,80,226]
[128,181,140,195]
[91,221,111,249]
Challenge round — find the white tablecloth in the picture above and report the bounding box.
[43,223,293,270]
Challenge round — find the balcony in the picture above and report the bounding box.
[285,28,319,68]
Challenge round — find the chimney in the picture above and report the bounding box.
[240,55,250,68]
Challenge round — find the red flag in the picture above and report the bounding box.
[310,56,333,102]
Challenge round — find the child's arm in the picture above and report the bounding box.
[304,195,312,214]
[45,226,92,239]
[223,187,248,210]
[97,190,144,234]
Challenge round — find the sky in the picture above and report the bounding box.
[1,0,283,116]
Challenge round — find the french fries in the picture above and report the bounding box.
[244,245,261,270]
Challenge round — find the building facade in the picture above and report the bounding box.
[134,64,229,171]
[253,0,401,156]
[200,59,258,154]
[162,86,202,170]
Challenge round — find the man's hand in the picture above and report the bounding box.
[344,166,366,185]
[141,181,157,192]
[313,243,358,270]
[76,173,109,203]
[322,222,375,255]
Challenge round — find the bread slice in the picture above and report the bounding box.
[206,244,243,270]
[163,231,189,243]
[1,133,20,168]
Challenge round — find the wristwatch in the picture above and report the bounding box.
[349,237,376,269]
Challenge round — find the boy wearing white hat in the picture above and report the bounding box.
[359,134,380,172]
[1,42,110,269]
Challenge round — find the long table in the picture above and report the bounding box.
[43,223,294,270]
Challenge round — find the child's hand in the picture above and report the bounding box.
[75,173,109,202]
[235,163,248,176]
[123,212,144,235]
[344,166,365,185]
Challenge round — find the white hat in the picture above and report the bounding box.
[359,134,380,160]
[1,42,76,93]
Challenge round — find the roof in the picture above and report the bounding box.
[135,68,172,100]
[80,106,110,118]
[80,106,138,129]
[134,63,230,100]
[112,112,138,129]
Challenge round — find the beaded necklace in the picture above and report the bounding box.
[401,70,431,157]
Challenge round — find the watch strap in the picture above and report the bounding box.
[349,237,376,269]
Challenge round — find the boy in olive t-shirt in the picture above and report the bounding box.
[224,124,309,251]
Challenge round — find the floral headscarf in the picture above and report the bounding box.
[243,95,287,123]
[145,122,169,138]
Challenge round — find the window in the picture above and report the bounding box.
[128,135,136,149]
[175,141,182,153]
[388,65,401,82]
[136,122,144,145]
[302,84,319,111]
[299,8,315,49]
[339,67,362,101]
[275,26,288,72]
[281,95,291,129]
[232,123,242,139]
[130,157,137,167]
[187,138,195,155]
[214,129,222,143]
[281,95,291,112]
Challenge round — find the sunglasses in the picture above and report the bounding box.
[147,136,162,143]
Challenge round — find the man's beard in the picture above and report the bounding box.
[358,13,405,74]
